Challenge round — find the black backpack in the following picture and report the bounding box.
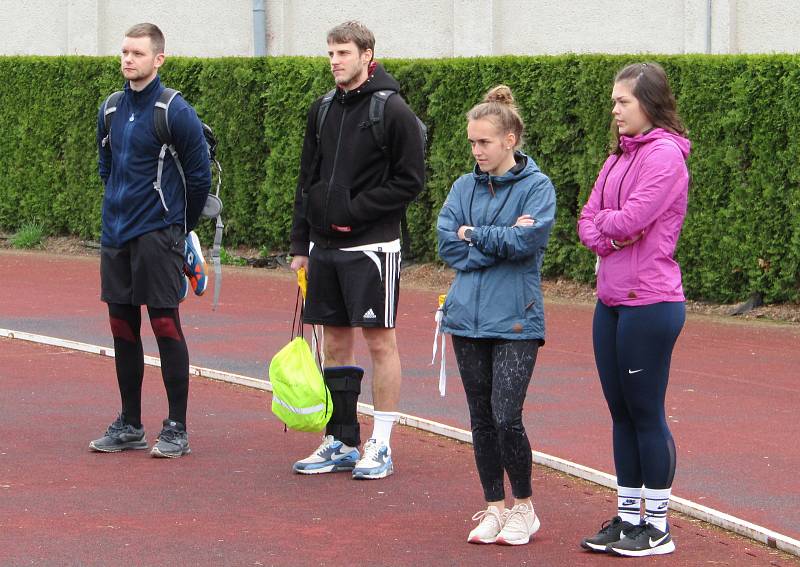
[315,88,427,156]
[315,89,426,258]
[101,88,224,309]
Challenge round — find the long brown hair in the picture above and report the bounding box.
[610,62,686,154]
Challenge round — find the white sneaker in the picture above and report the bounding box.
[496,503,540,545]
[467,505,507,544]
[352,438,394,479]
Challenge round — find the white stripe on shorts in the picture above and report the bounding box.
[383,251,400,327]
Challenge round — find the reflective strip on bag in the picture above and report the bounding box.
[272,394,325,415]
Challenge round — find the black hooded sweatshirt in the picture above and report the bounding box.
[290,64,426,254]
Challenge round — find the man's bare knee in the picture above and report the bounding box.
[323,326,356,365]
[362,327,398,358]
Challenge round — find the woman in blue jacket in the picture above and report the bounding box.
[437,85,556,546]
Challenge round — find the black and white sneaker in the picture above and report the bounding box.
[580,516,636,552]
[606,521,675,557]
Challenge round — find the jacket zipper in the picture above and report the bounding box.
[323,107,348,241]
[115,107,136,244]
[473,270,483,333]
[471,176,495,333]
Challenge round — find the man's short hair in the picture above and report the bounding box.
[125,23,165,55]
[327,21,375,56]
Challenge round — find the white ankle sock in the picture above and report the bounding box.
[643,487,671,532]
[370,411,399,447]
[617,485,642,525]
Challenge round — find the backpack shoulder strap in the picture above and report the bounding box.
[154,88,182,147]
[315,89,337,143]
[102,91,124,135]
[369,90,396,158]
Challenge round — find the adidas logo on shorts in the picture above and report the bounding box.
[363,308,377,320]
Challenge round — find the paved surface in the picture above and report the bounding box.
[2,249,799,542]
[2,338,797,567]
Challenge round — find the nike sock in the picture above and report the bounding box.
[617,485,643,525]
[370,410,399,448]
[643,487,671,532]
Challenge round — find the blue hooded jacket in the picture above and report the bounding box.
[97,76,211,247]
[437,153,556,341]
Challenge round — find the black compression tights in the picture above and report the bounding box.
[108,303,190,427]
[452,336,539,502]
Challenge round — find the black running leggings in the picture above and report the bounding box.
[592,300,685,489]
[108,303,190,426]
[452,336,539,502]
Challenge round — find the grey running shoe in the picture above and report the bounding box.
[606,521,675,557]
[89,414,147,452]
[150,419,191,458]
[581,515,636,552]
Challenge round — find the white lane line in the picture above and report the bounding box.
[1,327,798,557]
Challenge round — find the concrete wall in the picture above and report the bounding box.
[1,0,799,57]
[0,0,253,56]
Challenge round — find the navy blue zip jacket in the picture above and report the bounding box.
[437,153,556,341]
[97,76,211,247]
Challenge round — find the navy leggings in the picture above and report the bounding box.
[593,300,685,489]
[452,336,539,502]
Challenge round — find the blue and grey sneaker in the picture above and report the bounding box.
[150,419,191,458]
[184,231,207,296]
[179,274,190,303]
[352,438,393,479]
[293,435,360,474]
[89,414,147,452]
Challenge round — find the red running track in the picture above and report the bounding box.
[1,338,797,566]
[2,250,799,542]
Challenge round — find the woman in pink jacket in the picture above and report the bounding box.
[577,62,690,557]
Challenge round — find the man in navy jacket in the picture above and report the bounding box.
[90,23,210,459]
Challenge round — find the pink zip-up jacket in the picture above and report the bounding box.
[578,128,691,307]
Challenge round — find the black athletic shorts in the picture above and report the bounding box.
[100,225,184,308]
[304,246,401,328]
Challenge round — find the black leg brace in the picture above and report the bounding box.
[324,366,363,447]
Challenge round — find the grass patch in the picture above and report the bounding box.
[219,247,246,266]
[11,220,45,249]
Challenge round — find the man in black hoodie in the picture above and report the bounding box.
[289,21,425,480]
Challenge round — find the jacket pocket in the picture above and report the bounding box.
[306,179,330,234]
[478,267,523,334]
[442,276,474,334]
[629,244,641,290]
[325,182,356,232]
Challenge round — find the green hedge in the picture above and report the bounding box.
[2,54,800,303]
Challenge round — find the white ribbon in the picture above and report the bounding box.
[431,305,447,397]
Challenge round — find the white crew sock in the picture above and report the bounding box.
[370,411,399,448]
[643,487,671,532]
[617,485,643,525]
